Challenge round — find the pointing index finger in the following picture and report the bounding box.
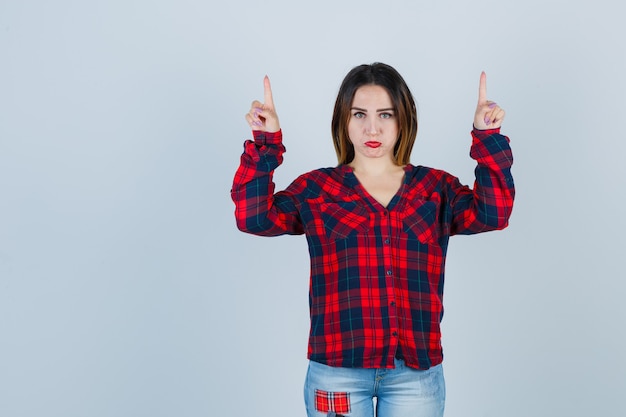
[263,75,275,109]
[478,71,487,104]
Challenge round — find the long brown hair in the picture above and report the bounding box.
[331,63,418,165]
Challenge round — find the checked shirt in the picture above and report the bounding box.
[231,128,514,370]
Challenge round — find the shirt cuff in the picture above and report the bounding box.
[253,129,283,146]
[472,126,501,140]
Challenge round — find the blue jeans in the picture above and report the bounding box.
[304,358,445,417]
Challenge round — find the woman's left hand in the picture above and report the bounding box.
[245,75,280,133]
[473,71,505,130]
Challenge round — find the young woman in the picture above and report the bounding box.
[232,63,514,417]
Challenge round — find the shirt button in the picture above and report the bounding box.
[384,238,390,244]
[386,270,392,276]
[390,301,396,307]
[392,331,398,337]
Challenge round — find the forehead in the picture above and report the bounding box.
[351,85,393,107]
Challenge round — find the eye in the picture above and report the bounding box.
[353,112,365,119]
[379,112,394,119]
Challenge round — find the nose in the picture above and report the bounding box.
[366,118,379,135]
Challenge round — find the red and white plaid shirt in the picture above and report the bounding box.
[231,128,514,370]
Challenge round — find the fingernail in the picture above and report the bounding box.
[488,102,497,108]
[255,107,263,112]
[484,116,490,124]
[253,121,262,126]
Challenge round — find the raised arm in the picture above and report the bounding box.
[449,72,514,235]
[232,76,304,236]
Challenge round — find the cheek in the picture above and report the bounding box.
[347,120,360,139]
[389,124,400,145]
[388,121,400,137]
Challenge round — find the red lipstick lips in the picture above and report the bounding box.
[365,141,382,148]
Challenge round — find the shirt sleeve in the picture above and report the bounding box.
[231,130,305,236]
[447,128,515,235]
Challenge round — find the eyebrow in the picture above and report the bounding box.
[351,107,395,112]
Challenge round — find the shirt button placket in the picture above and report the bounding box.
[382,209,398,344]
[389,301,397,319]
[382,210,393,278]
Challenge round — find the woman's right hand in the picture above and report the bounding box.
[245,75,280,133]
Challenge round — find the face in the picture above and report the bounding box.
[347,85,399,163]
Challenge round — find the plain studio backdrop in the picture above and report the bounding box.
[1,1,624,416]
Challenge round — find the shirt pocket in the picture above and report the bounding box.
[319,201,370,240]
[402,198,439,245]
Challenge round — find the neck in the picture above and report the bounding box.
[349,156,401,176]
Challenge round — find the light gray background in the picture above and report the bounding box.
[1,1,624,416]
